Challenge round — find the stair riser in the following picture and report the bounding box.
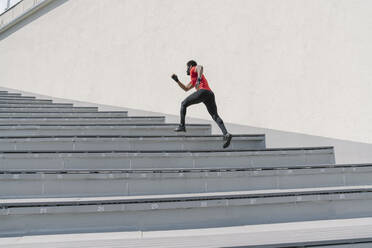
[0,126,211,137]
[0,93,21,96]
[0,104,73,108]
[0,167,370,198]
[0,118,165,125]
[0,112,128,117]
[0,100,53,104]
[0,137,264,151]
[0,150,334,170]
[0,97,36,99]
[0,108,97,112]
[0,192,370,236]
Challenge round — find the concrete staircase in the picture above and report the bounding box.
[0,90,371,247]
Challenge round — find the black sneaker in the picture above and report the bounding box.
[223,133,232,148]
[174,125,186,132]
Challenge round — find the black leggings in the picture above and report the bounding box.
[180,89,228,135]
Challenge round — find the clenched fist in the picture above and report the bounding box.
[171,74,179,83]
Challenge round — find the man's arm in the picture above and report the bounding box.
[196,65,203,81]
[195,65,203,89]
[171,74,194,92]
[176,81,194,92]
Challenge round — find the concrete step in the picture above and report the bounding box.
[0,123,212,137]
[0,185,371,236]
[2,218,371,247]
[0,147,334,170]
[0,99,53,104]
[0,116,165,125]
[0,103,73,108]
[0,96,36,99]
[0,93,22,96]
[0,134,264,151]
[0,163,369,198]
[0,107,98,112]
[1,219,372,248]
[0,111,128,118]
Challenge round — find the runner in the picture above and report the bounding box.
[171,60,232,148]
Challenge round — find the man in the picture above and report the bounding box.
[171,60,232,148]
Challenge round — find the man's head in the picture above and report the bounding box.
[186,60,197,75]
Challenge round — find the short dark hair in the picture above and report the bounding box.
[187,60,197,67]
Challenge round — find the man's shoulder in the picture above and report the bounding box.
[190,66,197,74]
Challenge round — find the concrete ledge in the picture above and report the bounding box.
[0,134,265,151]
[2,218,372,247]
[0,186,371,235]
[0,116,166,125]
[0,103,73,108]
[0,99,53,104]
[0,163,370,198]
[0,107,98,112]
[0,123,212,136]
[0,147,335,170]
[0,93,21,96]
[0,96,36,99]
[2,185,372,207]
[0,111,128,118]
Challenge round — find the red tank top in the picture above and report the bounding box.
[189,66,211,91]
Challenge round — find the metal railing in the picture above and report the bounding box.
[0,0,22,15]
[0,0,53,33]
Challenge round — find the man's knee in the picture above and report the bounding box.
[181,100,189,109]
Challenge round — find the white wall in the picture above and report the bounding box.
[0,0,371,144]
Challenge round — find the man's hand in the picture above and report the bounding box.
[171,74,179,83]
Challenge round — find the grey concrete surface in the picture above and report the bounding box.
[0,96,35,99]
[2,217,372,247]
[0,123,211,136]
[226,123,372,165]
[1,163,371,198]
[2,87,366,164]
[0,107,98,112]
[0,116,166,125]
[0,134,264,151]
[0,186,372,235]
[0,87,368,246]
[0,111,128,117]
[0,93,21,96]
[0,99,53,104]
[0,147,334,170]
[0,103,73,108]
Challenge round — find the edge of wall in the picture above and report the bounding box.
[0,0,55,34]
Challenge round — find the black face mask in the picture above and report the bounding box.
[186,65,191,75]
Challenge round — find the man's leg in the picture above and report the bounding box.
[203,92,228,135]
[176,90,204,131]
[203,91,232,148]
